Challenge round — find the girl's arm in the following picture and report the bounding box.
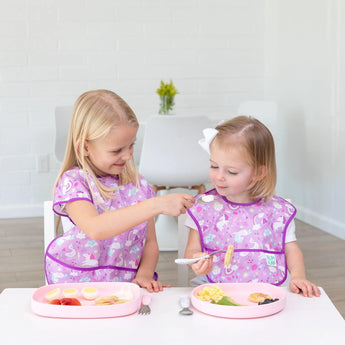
[285,241,321,297]
[65,193,194,240]
[131,218,170,292]
[184,228,213,275]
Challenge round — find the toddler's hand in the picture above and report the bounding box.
[190,252,213,276]
[132,276,171,293]
[289,278,321,297]
[158,193,195,216]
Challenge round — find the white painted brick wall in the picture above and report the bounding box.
[0,0,265,217]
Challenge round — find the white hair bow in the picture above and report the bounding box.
[198,128,219,154]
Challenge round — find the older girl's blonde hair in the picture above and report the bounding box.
[55,89,139,201]
[213,116,277,201]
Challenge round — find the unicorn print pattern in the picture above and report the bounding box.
[45,167,155,284]
[187,189,296,286]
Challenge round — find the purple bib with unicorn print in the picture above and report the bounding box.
[187,189,296,285]
[45,167,155,284]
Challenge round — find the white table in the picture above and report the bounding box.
[1,287,344,345]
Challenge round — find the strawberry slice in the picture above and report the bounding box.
[49,298,81,306]
[49,299,61,305]
[60,298,81,306]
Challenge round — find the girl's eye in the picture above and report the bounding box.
[210,165,218,169]
[228,170,238,175]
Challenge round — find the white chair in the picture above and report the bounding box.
[238,101,277,124]
[177,213,190,286]
[55,105,145,166]
[237,101,279,143]
[44,201,56,254]
[237,101,285,194]
[139,115,212,251]
[55,106,73,162]
[43,200,56,284]
[44,200,73,282]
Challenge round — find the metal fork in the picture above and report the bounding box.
[138,294,152,315]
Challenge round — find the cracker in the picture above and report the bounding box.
[248,292,272,303]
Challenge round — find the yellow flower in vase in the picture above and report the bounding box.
[156,80,178,115]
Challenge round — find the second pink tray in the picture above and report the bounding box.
[191,282,286,319]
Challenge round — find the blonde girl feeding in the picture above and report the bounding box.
[45,89,194,292]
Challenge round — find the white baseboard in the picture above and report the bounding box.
[0,204,44,219]
[295,204,345,241]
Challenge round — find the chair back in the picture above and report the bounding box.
[55,106,73,162]
[177,213,190,286]
[139,116,212,188]
[44,200,56,284]
[237,101,278,138]
[44,201,56,253]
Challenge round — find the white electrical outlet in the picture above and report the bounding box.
[37,155,50,173]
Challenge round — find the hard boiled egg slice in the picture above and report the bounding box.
[62,288,79,298]
[45,288,61,301]
[81,287,99,300]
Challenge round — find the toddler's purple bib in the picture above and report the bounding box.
[187,190,296,285]
[45,168,155,284]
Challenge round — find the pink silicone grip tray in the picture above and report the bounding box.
[191,282,286,319]
[31,282,141,319]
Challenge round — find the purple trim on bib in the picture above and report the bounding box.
[46,168,157,285]
[188,190,296,285]
[53,197,93,217]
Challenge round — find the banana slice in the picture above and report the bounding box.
[224,244,234,267]
[94,295,130,306]
[95,295,120,305]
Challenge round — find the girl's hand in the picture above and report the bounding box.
[190,252,213,275]
[289,278,321,297]
[158,193,195,216]
[132,276,171,293]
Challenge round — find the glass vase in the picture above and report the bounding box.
[159,95,175,115]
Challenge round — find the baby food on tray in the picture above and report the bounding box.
[31,282,141,318]
[192,283,286,318]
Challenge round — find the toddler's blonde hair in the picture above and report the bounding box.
[213,116,276,201]
[55,89,139,201]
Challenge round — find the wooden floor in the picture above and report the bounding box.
[0,217,344,318]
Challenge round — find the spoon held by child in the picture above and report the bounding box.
[174,249,226,265]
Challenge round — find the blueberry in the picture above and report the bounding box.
[258,298,279,305]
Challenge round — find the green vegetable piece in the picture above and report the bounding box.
[211,295,243,306]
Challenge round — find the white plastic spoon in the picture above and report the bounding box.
[174,249,226,265]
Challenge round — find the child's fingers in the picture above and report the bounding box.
[148,280,171,293]
[289,281,301,294]
[182,197,195,209]
[297,282,310,297]
[183,194,195,202]
[192,256,212,275]
[303,283,312,297]
[308,283,321,297]
[312,284,321,297]
[150,281,162,292]
[290,280,321,297]
[145,284,154,293]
